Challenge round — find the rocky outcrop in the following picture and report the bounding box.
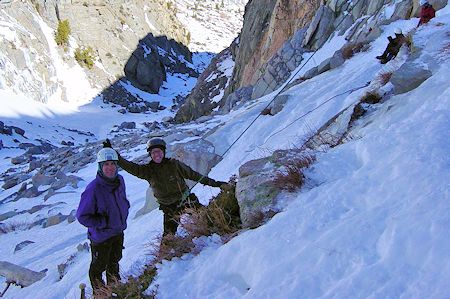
[236,148,311,228]
[251,29,307,99]
[174,48,233,123]
[225,0,321,98]
[0,261,46,287]
[391,62,433,94]
[224,0,436,101]
[0,0,191,103]
[124,33,196,94]
[171,138,223,180]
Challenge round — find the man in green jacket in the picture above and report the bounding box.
[104,138,227,236]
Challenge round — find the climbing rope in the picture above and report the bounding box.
[264,81,370,143]
[183,0,382,196]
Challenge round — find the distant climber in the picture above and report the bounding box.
[417,0,436,27]
[376,28,408,64]
[103,138,230,236]
[76,148,130,296]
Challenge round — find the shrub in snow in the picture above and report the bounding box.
[341,42,367,60]
[360,91,382,104]
[74,46,96,69]
[273,154,316,192]
[182,181,241,239]
[55,20,71,46]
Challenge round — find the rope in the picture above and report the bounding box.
[219,0,368,159]
[182,0,383,198]
[264,81,370,142]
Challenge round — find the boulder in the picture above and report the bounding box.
[221,86,253,113]
[0,211,18,222]
[391,62,432,94]
[43,213,67,228]
[303,66,319,79]
[119,122,136,130]
[317,57,332,74]
[270,94,290,115]
[330,49,345,69]
[11,155,28,165]
[0,261,46,287]
[67,209,77,223]
[16,186,41,199]
[14,241,35,254]
[236,157,281,228]
[32,173,55,188]
[28,159,43,172]
[2,179,18,190]
[171,139,222,179]
[11,126,25,136]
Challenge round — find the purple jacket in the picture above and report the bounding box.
[76,173,130,244]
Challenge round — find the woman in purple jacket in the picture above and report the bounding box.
[76,148,130,294]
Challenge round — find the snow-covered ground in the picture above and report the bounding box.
[0,3,449,299]
[175,0,247,53]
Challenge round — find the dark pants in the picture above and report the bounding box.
[89,233,124,292]
[377,49,395,64]
[160,193,201,236]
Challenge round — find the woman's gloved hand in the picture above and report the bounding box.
[103,138,112,148]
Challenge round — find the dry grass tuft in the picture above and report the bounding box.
[360,91,382,104]
[378,72,393,85]
[272,155,316,192]
[341,42,366,60]
[148,234,195,262]
[181,180,241,239]
[95,268,157,299]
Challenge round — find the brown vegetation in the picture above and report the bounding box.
[273,154,316,192]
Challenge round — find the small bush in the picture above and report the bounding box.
[301,129,346,151]
[74,46,95,69]
[378,72,393,85]
[341,42,366,60]
[97,268,157,299]
[55,20,71,46]
[360,91,382,104]
[273,155,316,192]
[181,181,241,239]
[186,31,191,45]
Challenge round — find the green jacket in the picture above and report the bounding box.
[118,156,223,205]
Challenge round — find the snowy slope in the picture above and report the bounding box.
[0,4,449,299]
[174,0,247,53]
[150,12,450,299]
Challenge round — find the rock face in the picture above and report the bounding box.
[174,48,233,123]
[236,149,310,228]
[171,139,223,183]
[222,0,434,103]
[124,33,196,94]
[225,0,321,98]
[0,0,191,103]
[391,62,433,94]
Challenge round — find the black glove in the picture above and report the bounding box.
[103,138,112,148]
